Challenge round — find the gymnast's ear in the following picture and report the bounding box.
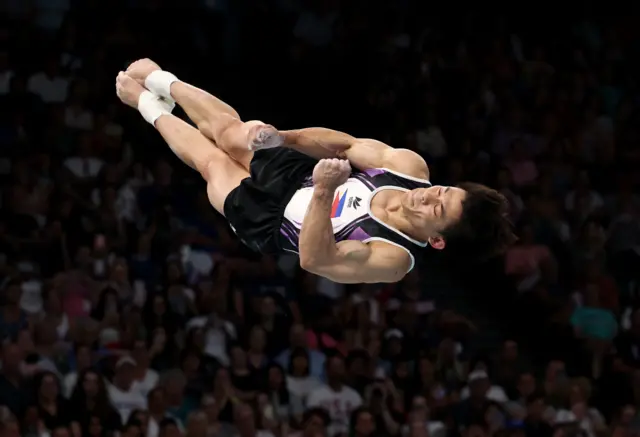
[428,236,445,250]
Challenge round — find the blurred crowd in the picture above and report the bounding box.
[1,1,640,437]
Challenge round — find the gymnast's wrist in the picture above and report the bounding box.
[279,130,299,147]
[313,186,335,199]
[138,91,170,126]
[145,70,179,100]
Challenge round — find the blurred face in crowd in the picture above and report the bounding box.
[418,357,434,382]
[437,338,456,362]
[75,246,92,270]
[4,283,21,305]
[153,296,167,315]
[187,411,208,437]
[132,410,149,435]
[87,417,103,437]
[132,340,149,368]
[290,324,307,348]
[469,377,489,399]
[115,362,136,390]
[387,337,402,357]
[17,329,34,352]
[354,410,375,436]
[165,375,186,402]
[409,421,429,437]
[517,372,536,398]
[122,424,141,437]
[249,326,266,353]
[111,259,128,282]
[326,356,346,387]
[620,405,636,426]
[45,289,62,314]
[76,345,92,370]
[214,368,231,392]
[2,343,23,374]
[39,373,59,400]
[148,388,166,414]
[202,395,220,423]
[502,341,518,360]
[51,427,70,437]
[234,404,256,435]
[230,346,247,370]
[181,351,201,377]
[303,412,327,437]
[166,263,181,284]
[268,365,284,389]
[1,419,20,437]
[159,422,181,437]
[545,360,566,382]
[400,185,467,249]
[291,349,310,376]
[411,396,429,421]
[82,371,100,397]
[527,397,545,421]
[261,296,276,318]
[465,424,488,437]
[568,381,588,406]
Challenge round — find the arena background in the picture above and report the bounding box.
[1,1,639,437]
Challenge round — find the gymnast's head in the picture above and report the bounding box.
[401,182,516,260]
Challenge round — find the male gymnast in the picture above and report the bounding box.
[115,59,515,284]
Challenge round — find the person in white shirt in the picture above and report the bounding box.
[131,339,159,398]
[233,403,275,437]
[63,133,105,180]
[108,356,147,424]
[26,58,69,103]
[306,355,362,436]
[286,347,322,403]
[460,370,509,404]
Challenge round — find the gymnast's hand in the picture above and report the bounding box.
[126,58,161,84]
[312,158,351,191]
[115,72,145,108]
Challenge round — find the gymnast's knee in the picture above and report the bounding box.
[196,113,243,144]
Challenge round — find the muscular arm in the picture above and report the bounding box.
[281,128,430,180]
[298,188,410,284]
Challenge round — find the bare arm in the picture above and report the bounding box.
[298,187,410,283]
[281,128,430,179]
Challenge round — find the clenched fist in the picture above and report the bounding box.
[126,58,161,85]
[115,71,145,108]
[312,158,351,191]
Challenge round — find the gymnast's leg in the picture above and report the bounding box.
[115,73,249,213]
[126,59,282,171]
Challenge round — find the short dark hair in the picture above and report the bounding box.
[441,182,516,261]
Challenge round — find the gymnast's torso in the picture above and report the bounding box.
[279,167,432,271]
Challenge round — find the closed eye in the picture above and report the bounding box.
[440,187,449,217]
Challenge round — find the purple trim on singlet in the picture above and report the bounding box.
[347,227,371,241]
[364,168,385,177]
[352,173,376,190]
[301,176,314,188]
[280,228,297,247]
[335,216,370,241]
[281,219,298,236]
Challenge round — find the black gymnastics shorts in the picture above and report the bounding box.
[223,148,316,254]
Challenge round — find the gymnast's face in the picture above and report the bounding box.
[401,185,466,249]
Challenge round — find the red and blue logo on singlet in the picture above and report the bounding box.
[330,190,348,218]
